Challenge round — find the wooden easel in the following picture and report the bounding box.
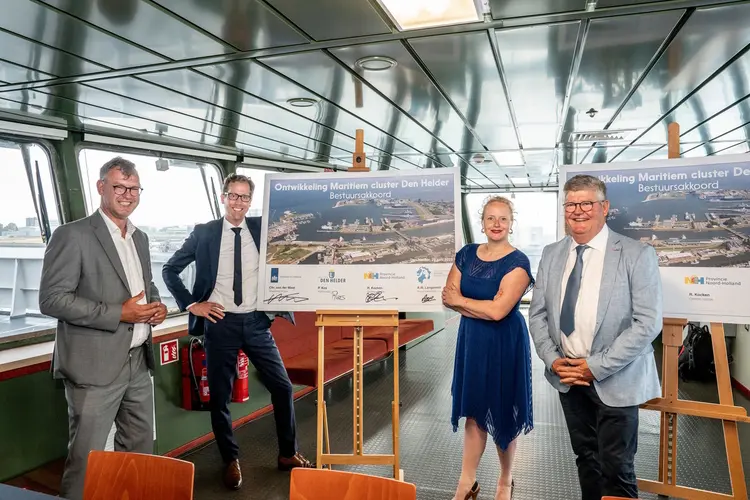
[638,122,749,500]
[314,130,405,481]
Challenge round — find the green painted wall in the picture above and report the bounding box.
[0,337,308,481]
[0,372,69,482]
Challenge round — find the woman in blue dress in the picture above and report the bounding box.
[442,196,534,500]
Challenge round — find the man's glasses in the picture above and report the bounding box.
[112,185,143,196]
[226,192,251,203]
[562,201,603,213]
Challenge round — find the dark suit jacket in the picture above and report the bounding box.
[162,216,293,335]
[39,211,159,386]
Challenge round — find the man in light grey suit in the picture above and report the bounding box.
[39,157,167,500]
[529,174,662,500]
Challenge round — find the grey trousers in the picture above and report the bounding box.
[59,345,153,500]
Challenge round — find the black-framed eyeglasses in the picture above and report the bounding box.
[226,192,251,203]
[563,200,603,213]
[112,184,143,196]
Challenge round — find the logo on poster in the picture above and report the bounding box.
[320,269,345,283]
[364,271,379,279]
[270,268,279,283]
[685,275,704,285]
[416,266,432,283]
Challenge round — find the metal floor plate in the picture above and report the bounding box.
[184,315,750,499]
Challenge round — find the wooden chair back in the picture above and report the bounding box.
[290,468,416,500]
[83,450,194,500]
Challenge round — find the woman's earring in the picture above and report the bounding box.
[509,228,514,234]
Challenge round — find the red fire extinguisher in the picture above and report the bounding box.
[181,338,210,411]
[232,351,249,403]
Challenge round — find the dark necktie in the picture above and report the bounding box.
[560,244,588,336]
[231,227,242,306]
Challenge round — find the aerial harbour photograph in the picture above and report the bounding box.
[264,175,457,266]
[599,168,750,268]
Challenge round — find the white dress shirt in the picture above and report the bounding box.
[98,209,149,348]
[206,217,259,313]
[559,224,609,358]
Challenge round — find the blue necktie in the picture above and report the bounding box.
[560,244,588,336]
[231,227,242,306]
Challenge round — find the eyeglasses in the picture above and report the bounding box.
[563,201,603,213]
[226,192,251,203]
[112,184,143,196]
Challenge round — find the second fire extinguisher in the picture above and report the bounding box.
[231,351,249,403]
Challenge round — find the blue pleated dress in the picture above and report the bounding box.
[450,244,534,450]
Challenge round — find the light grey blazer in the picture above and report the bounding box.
[528,228,662,407]
[39,212,159,387]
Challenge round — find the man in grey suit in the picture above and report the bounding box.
[39,157,167,500]
[529,174,663,500]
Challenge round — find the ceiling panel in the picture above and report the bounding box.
[409,32,517,151]
[0,30,108,79]
[195,60,427,168]
[0,0,165,68]
[265,0,391,41]
[329,41,482,152]
[38,0,230,60]
[611,2,750,159]
[682,97,750,144]
[257,51,441,159]
[0,60,53,84]
[598,0,672,7]
[152,0,307,51]
[495,22,580,149]
[490,0,585,19]
[138,69,353,158]
[568,10,683,133]
[640,52,750,148]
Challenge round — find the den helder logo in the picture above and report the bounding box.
[320,269,346,283]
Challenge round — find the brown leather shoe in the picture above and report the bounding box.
[277,452,314,471]
[223,459,242,490]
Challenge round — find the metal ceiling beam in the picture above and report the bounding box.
[611,39,750,162]
[0,0,743,94]
[578,7,694,163]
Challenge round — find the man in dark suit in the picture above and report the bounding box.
[162,173,312,490]
[39,157,167,500]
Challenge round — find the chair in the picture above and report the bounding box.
[83,450,194,500]
[289,468,417,500]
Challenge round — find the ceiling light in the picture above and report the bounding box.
[354,56,397,71]
[585,0,597,12]
[491,151,524,166]
[377,0,481,31]
[287,97,317,108]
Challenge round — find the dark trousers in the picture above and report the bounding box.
[204,311,297,463]
[559,385,639,500]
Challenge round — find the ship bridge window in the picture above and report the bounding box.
[79,148,223,315]
[466,191,559,285]
[0,141,59,341]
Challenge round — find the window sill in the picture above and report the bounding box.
[0,316,189,376]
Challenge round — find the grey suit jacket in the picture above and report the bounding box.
[39,212,160,387]
[528,228,663,407]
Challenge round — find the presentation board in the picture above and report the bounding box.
[256,168,462,312]
[561,154,750,324]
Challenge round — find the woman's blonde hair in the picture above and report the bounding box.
[481,195,515,221]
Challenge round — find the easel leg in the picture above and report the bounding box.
[317,325,325,469]
[353,326,364,456]
[392,326,401,480]
[711,323,748,498]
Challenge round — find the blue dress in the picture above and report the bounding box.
[451,244,534,451]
